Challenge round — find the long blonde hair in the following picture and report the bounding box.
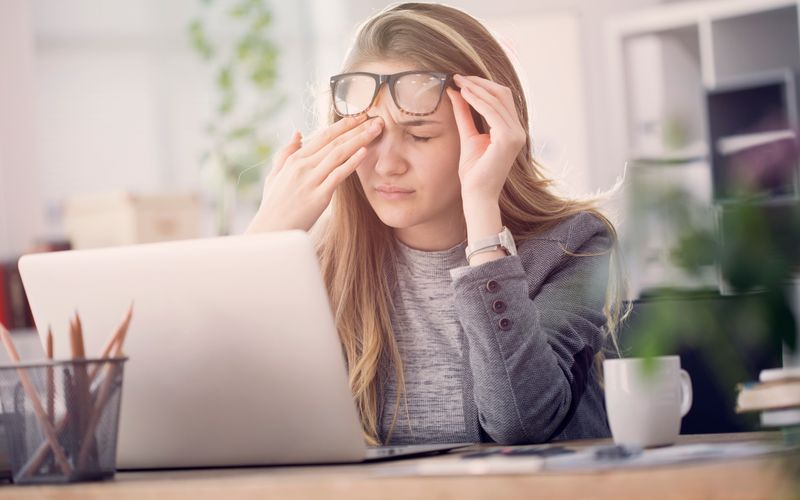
[315,3,626,445]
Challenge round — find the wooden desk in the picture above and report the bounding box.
[0,433,796,499]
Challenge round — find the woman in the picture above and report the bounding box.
[246,3,625,446]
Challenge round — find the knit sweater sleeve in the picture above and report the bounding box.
[449,212,611,444]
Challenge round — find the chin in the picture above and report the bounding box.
[369,204,420,230]
[374,211,418,230]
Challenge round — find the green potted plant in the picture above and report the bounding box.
[624,135,800,456]
[188,0,284,235]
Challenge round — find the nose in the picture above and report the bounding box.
[365,92,409,177]
[372,133,408,177]
[370,81,392,111]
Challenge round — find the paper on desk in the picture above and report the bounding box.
[544,442,784,473]
[374,441,786,477]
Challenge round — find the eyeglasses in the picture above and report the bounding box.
[330,71,452,117]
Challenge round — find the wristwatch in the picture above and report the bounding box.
[465,226,517,262]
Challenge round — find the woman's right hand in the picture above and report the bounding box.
[246,114,384,233]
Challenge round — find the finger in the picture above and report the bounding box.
[269,131,302,178]
[460,75,521,123]
[309,116,383,165]
[297,114,368,158]
[314,119,383,182]
[454,75,515,129]
[319,147,367,196]
[461,75,514,101]
[459,86,512,134]
[446,87,480,143]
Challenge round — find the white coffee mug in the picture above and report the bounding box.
[603,356,693,447]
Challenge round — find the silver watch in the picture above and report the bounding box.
[465,226,517,261]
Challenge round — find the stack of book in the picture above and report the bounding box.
[0,260,35,331]
[736,367,800,428]
[1,242,70,331]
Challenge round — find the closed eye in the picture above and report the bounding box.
[410,134,432,142]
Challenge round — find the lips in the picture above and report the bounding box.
[376,185,414,194]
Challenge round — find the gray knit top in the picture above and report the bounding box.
[378,212,612,445]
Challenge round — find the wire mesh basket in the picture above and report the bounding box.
[0,357,127,483]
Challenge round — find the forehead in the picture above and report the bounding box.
[350,59,426,75]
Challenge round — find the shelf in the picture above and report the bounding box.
[710,5,800,84]
[717,129,796,156]
[631,141,709,164]
[707,71,800,201]
[622,25,705,158]
[606,0,800,298]
[608,0,795,36]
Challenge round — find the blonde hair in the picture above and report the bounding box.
[315,3,627,445]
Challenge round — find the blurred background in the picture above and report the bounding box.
[1,0,687,256]
[2,0,800,431]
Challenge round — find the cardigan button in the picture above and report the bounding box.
[486,280,500,293]
[492,300,507,314]
[498,318,512,331]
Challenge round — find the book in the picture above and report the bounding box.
[736,379,800,412]
[760,366,800,383]
[717,129,796,156]
[761,407,800,427]
[0,261,34,330]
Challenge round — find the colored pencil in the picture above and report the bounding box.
[18,303,134,477]
[0,322,72,476]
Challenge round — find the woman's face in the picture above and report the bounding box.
[351,60,464,246]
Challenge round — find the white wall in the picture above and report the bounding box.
[487,14,591,196]
[0,0,345,256]
[0,0,669,258]
[0,0,41,260]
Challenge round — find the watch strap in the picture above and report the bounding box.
[465,226,516,262]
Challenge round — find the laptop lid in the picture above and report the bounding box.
[18,231,367,468]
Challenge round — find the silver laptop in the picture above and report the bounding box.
[18,231,468,468]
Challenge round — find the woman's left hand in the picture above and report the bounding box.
[447,74,526,204]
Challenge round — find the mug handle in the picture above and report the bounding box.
[679,369,693,417]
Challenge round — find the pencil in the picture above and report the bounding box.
[46,326,54,424]
[20,304,134,476]
[0,322,72,476]
[76,343,126,469]
[88,302,133,380]
[70,313,91,450]
[77,304,133,469]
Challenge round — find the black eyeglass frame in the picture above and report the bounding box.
[330,71,453,117]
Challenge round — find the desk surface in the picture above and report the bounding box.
[0,433,796,499]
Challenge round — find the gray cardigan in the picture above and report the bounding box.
[377,211,612,444]
[447,211,612,443]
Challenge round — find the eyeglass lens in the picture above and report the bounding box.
[333,73,445,117]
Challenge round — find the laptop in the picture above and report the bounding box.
[17,231,469,468]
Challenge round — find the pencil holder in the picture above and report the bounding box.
[0,357,127,484]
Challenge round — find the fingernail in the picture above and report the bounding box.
[370,118,383,131]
